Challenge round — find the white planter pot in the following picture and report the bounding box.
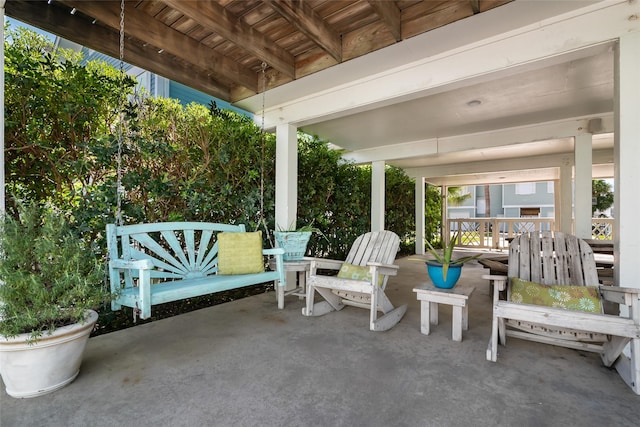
[0,309,98,398]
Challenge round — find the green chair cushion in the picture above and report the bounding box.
[509,277,601,313]
[337,263,383,284]
[217,231,264,275]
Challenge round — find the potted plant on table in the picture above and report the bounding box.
[274,224,317,261]
[0,202,109,398]
[425,231,482,289]
[274,223,324,261]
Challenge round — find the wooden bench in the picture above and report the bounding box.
[478,258,508,275]
[106,222,286,320]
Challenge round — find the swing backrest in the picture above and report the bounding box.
[106,222,247,284]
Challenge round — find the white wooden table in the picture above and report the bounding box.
[269,257,312,299]
[413,283,475,342]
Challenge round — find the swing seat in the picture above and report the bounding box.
[106,222,286,320]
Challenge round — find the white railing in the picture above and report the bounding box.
[592,217,614,240]
[445,217,613,249]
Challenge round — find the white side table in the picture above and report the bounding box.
[269,257,312,300]
[413,283,475,342]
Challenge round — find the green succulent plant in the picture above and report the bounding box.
[425,231,482,279]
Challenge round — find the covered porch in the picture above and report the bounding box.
[2,0,639,417]
[2,257,637,426]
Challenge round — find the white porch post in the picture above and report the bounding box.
[557,159,573,234]
[613,30,640,396]
[615,32,640,289]
[415,177,425,255]
[441,185,448,246]
[275,124,298,292]
[371,161,385,232]
[1,0,6,214]
[275,124,298,231]
[573,134,592,239]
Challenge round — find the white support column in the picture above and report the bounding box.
[1,1,6,214]
[574,133,592,239]
[615,32,640,289]
[415,177,425,255]
[275,124,298,231]
[613,31,640,395]
[371,161,385,232]
[275,124,299,292]
[441,186,448,245]
[558,159,573,234]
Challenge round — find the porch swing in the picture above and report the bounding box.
[105,0,285,321]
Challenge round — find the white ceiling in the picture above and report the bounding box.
[301,45,614,151]
[235,1,638,186]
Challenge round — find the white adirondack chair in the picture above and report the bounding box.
[302,230,407,331]
[484,231,640,395]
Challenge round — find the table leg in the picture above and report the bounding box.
[298,271,306,299]
[429,301,438,325]
[462,304,469,331]
[420,300,431,335]
[452,306,463,342]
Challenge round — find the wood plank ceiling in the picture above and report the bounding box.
[6,0,512,103]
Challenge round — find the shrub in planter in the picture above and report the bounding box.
[0,202,109,397]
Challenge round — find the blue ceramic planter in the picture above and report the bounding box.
[426,261,463,289]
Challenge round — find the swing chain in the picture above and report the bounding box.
[258,62,273,248]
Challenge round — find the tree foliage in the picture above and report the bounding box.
[592,179,614,215]
[4,26,135,217]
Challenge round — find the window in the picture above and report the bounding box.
[515,183,535,195]
[520,207,540,217]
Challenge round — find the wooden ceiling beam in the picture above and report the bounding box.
[471,1,481,14]
[160,0,295,79]
[6,0,230,100]
[367,0,402,42]
[266,0,342,63]
[59,0,257,93]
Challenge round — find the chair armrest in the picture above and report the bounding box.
[600,285,640,306]
[482,274,508,290]
[367,262,399,276]
[309,258,344,271]
[110,259,154,270]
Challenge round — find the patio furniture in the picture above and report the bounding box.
[268,257,312,300]
[302,230,407,331]
[413,283,475,342]
[484,231,640,395]
[106,222,286,320]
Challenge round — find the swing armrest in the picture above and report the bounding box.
[109,259,155,271]
[263,248,285,256]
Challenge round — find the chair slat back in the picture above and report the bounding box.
[345,230,400,267]
[507,231,599,286]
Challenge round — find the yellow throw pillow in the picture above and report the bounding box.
[217,231,264,275]
[337,263,384,285]
[509,277,601,313]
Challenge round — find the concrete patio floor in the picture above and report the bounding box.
[2,256,639,426]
